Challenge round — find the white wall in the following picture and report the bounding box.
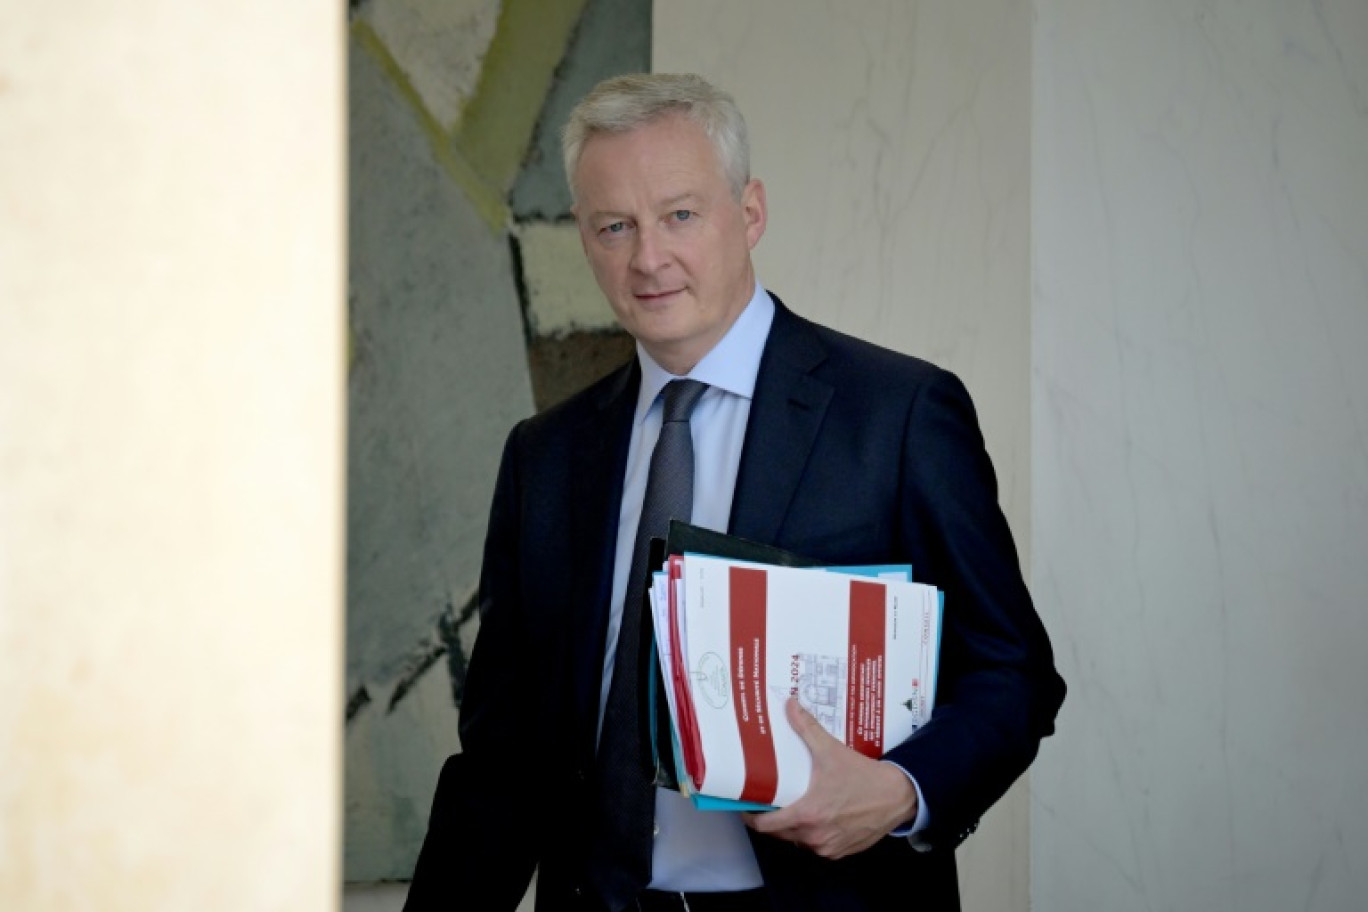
[0,3,345,909]
[1032,1,1368,909]
[655,3,1035,909]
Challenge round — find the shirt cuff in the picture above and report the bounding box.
[883,761,930,839]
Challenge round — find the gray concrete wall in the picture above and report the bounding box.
[344,0,650,886]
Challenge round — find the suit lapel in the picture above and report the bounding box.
[567,359,638,755]
[729,297,832,544]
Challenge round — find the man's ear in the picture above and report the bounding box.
[742,179,767,249]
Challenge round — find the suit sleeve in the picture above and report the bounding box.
[881,369,1066,850]
[404,422,540,912]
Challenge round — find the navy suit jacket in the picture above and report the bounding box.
[405,296,1065,911]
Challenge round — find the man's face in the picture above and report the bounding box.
[572,113,766,375]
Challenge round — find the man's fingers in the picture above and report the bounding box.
[785,696,832,751]
[742,807,787,834]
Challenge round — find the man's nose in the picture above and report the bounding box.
[629,224,669,274]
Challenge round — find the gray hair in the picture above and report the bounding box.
[562,73,751,201]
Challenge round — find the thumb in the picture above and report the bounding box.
[785,696,835,752]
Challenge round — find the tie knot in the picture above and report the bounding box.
[660,379,708,423]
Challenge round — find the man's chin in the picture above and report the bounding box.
[621,305,691,341]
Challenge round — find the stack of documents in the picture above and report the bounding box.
[647,524,943,811]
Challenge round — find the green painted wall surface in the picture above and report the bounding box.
[345,27,533,881]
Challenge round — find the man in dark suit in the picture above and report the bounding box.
[404,73,1064,912]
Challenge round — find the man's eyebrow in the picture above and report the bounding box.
[660,193,702,209]
[584,193,702,221]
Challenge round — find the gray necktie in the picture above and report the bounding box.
[589,378,708,911]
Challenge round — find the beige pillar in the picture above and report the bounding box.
[0,3,345,910]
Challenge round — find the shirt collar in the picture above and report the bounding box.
[634,280,775,423]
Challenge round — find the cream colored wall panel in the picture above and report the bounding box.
[0,2,344,909]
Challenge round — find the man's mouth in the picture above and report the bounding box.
[633,288,684,302]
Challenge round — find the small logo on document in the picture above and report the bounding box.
[693,652,729,708]
[902,678,925,726]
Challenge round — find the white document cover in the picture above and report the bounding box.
[673,554,941,808]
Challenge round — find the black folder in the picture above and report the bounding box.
[662,520,822,570]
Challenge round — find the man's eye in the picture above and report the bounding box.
[603,221,626,234]
[673,210,693,221]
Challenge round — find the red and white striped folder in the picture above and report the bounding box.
[658,553,942,809]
